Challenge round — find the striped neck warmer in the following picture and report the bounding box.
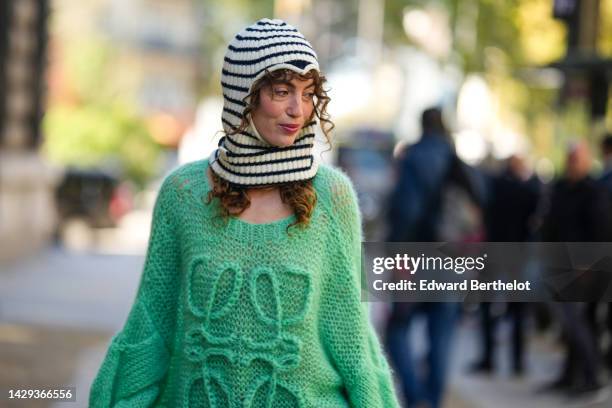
[209,18,321,188]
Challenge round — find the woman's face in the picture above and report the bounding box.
[250,75,315,147]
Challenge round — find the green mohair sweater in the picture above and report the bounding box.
[89,158,400,408]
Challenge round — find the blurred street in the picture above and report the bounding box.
[0,206,152,407]
[0,249,137,407]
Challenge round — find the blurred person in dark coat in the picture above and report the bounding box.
[385,107,482,408]
[543,142,607,242]
[469,155,541,376]
[541,141,609,401]
[599,134,612,192]
[387,108,455,243]
[598,133,612,371]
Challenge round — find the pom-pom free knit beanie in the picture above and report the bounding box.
[209,18,321,187]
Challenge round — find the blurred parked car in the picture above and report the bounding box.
[54,168,133,232]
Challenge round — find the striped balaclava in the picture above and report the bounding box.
[209,18,321,187]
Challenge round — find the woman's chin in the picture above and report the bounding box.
[272,136,297,147]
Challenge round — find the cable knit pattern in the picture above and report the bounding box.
[89,158,400,408]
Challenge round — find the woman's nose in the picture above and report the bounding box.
[286,96,303,118]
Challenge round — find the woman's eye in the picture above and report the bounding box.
[273,88,289,97]
[302,92,315,100]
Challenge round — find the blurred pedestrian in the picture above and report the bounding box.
[540,141,609,402]
[385,107,482,408]
[469,155,541,377]
[89,18,400,407]
[598,133,612,372]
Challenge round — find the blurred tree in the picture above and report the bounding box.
[516,0,566,65]
[196,0,275,95]
[42,35,161,189]
[601,0,612,55]
[384,0,565,70]
[43,103,160,188]
[383,0,589,171]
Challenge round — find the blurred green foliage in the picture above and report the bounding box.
[383,0,566,67]
[383,0,612,171]
[42,37,161,190]
[197,0,275,95]
[43,103,160,188]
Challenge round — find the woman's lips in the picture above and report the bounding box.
[279,124,300,134]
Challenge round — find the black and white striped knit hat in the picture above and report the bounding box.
[209,18,321,187]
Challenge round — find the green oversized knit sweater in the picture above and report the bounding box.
[90,158,400,408]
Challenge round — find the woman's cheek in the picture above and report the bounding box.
[306,104,315,121]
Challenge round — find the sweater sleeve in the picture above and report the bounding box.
[320,171,401,408]
[90,176,181,407]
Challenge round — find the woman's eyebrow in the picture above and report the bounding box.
[271,81,315,90]
[271,80,294,88]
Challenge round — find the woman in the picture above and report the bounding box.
[90,18,399,407]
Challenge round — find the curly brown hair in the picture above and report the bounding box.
[206,69,334,234]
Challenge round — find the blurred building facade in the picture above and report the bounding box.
[0,0,59,263]
[50,0,203,147]
[101,0,202,146]
[1,0,204,263]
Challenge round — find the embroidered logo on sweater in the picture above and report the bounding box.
[185,256,311,406]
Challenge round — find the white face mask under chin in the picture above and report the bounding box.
[248,115,273,147]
